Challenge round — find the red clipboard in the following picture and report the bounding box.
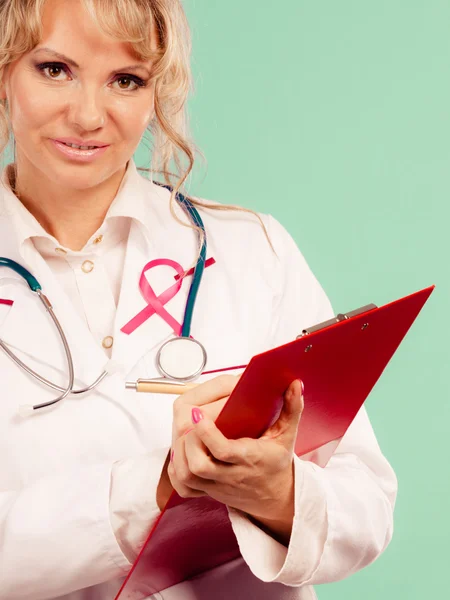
[115,285,434,599]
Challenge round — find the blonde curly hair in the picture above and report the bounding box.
[0,0,270,245]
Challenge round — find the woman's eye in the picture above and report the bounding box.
[112,76,145,91]
[38,63,70,81]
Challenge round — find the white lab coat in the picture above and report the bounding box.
[0,165,397,600]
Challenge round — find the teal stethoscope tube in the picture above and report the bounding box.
[0,188,206,412]
[170,189,207,338]
[0,257,42,292]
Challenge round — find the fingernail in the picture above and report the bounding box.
[301,380,305,395]
[192,408,204,424]
[170,449,174,463]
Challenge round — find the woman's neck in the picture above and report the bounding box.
[9,162,126,251]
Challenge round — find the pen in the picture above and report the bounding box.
[125,379,199,395]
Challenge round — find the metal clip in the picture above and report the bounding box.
[36,290,53,311]
[296,303,377,339]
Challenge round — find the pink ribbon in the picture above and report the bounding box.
[0,299,13,306]
[121,257,215,336]
[121,259,185,336]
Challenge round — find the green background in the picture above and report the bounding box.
[136,1,449,598]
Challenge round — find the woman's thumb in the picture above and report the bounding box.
[262,380,304,442]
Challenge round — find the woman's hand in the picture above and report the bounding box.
[171,375,239,446]
[168,378,304,545]
[156,375,240,510]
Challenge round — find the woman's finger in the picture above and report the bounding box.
[184,429,225,481]
[169,436,209,498]
[172,396,230,444]
[172,376,238,441]
[192,413,245,465]
[175,374,239,408]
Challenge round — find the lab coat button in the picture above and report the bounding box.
[81,260,94,273]
[55,247,67,255]
[93,235,103,245]
[102,336,114,349]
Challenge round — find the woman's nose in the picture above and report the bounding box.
[68,86,106,131]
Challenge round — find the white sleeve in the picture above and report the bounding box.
[227,215,397,585]
[0,462,130,600]
[0,447,168,600]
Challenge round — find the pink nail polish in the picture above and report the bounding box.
[170,449,174,463]
[192,408,204,424]
[301,380,305,395]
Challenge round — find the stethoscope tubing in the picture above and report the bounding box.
[0,287,110,409]
[0,288,74,409]
[175,192,207,338]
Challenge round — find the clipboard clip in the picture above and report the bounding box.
[297,303,378,338]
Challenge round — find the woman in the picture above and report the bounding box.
[0,1,397,599]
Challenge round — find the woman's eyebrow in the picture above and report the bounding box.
[31,47,151,76]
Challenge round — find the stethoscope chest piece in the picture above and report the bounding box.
[156,337,207,382]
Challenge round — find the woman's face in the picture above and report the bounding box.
[0,0,157,191]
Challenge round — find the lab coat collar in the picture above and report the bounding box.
[0,159,161,255]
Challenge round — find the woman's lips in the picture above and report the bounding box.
[51,139,109,162]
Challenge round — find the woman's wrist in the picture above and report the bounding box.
[247,463,296,546]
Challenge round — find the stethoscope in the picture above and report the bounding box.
[0,186,208,414]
